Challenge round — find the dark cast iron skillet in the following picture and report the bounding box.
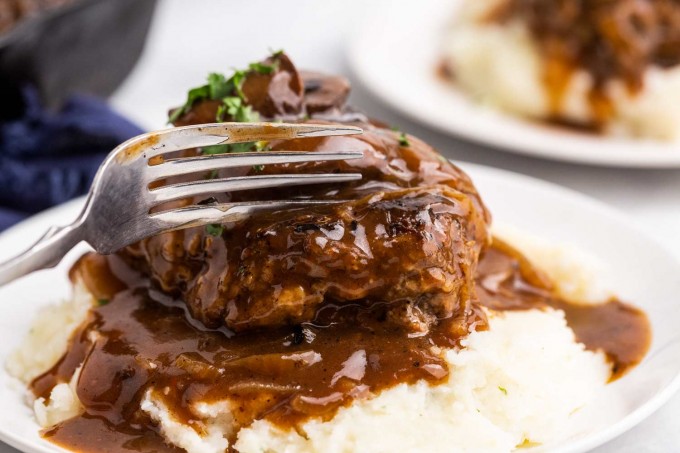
[0,0,157,116]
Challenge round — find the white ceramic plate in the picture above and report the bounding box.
[348,0,680,168]
[0,163,679,453]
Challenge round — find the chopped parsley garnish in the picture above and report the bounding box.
[168,51,281,125]
[207,73,232,99]
[97,299,109,306]
[203,136,269,157]
[202,141,254,155]
[399,132,410,147]
[215,96,259,123]
[248,61,279,74]
[171,52,296,177]
[498,386,508,395]
[390,126,410,147]
[168,72,240,124]
[206,224,224,237]
[169,52,287,162]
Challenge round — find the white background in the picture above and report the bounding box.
[2,0,679,451]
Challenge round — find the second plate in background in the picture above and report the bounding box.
[348,0,680,168]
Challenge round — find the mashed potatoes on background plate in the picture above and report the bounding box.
[7,228,615,453]
[442,0,680,141]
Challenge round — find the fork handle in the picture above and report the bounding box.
[0,222,85,286]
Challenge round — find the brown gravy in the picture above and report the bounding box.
[477,238,651,381]
[33,237,650,452]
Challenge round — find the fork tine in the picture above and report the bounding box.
[149,173,362,204]
[151,200,344,230]
[117,123,363,161]
[147,150,364,180]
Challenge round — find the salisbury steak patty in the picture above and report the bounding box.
[120,53,490,332]
[129,186,484,331]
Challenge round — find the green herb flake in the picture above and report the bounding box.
[255,141,269,150]
[167,58,259,124]
[390,126,411,147]
[202,141,257,156]
[207,73,232,99]
[168,84,210,123]
[230,70,247,99]
[219,96,260,123]
[97,299,110,306]
[498,386,508,395]
[399,132,410,147]
[249,61,278,74]
[202,144,231,155]
[171,51,285,166]
[206,224,224,237]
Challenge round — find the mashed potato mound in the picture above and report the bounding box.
[7,232,614,452]
[233,309,608,453]
[7,281,93,383]
[6,281,93,427]
[136,309,608,453]
[493,223,613,304]
[33,366,83,428]
[443,0,680,140]
[142,393,233,453]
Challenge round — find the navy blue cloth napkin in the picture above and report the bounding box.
[0,85,143,230]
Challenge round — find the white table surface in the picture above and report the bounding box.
[3,0,678,451]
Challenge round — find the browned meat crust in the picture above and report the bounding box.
[121,53,490,332]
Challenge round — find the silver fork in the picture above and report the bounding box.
[0,122,363,286]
